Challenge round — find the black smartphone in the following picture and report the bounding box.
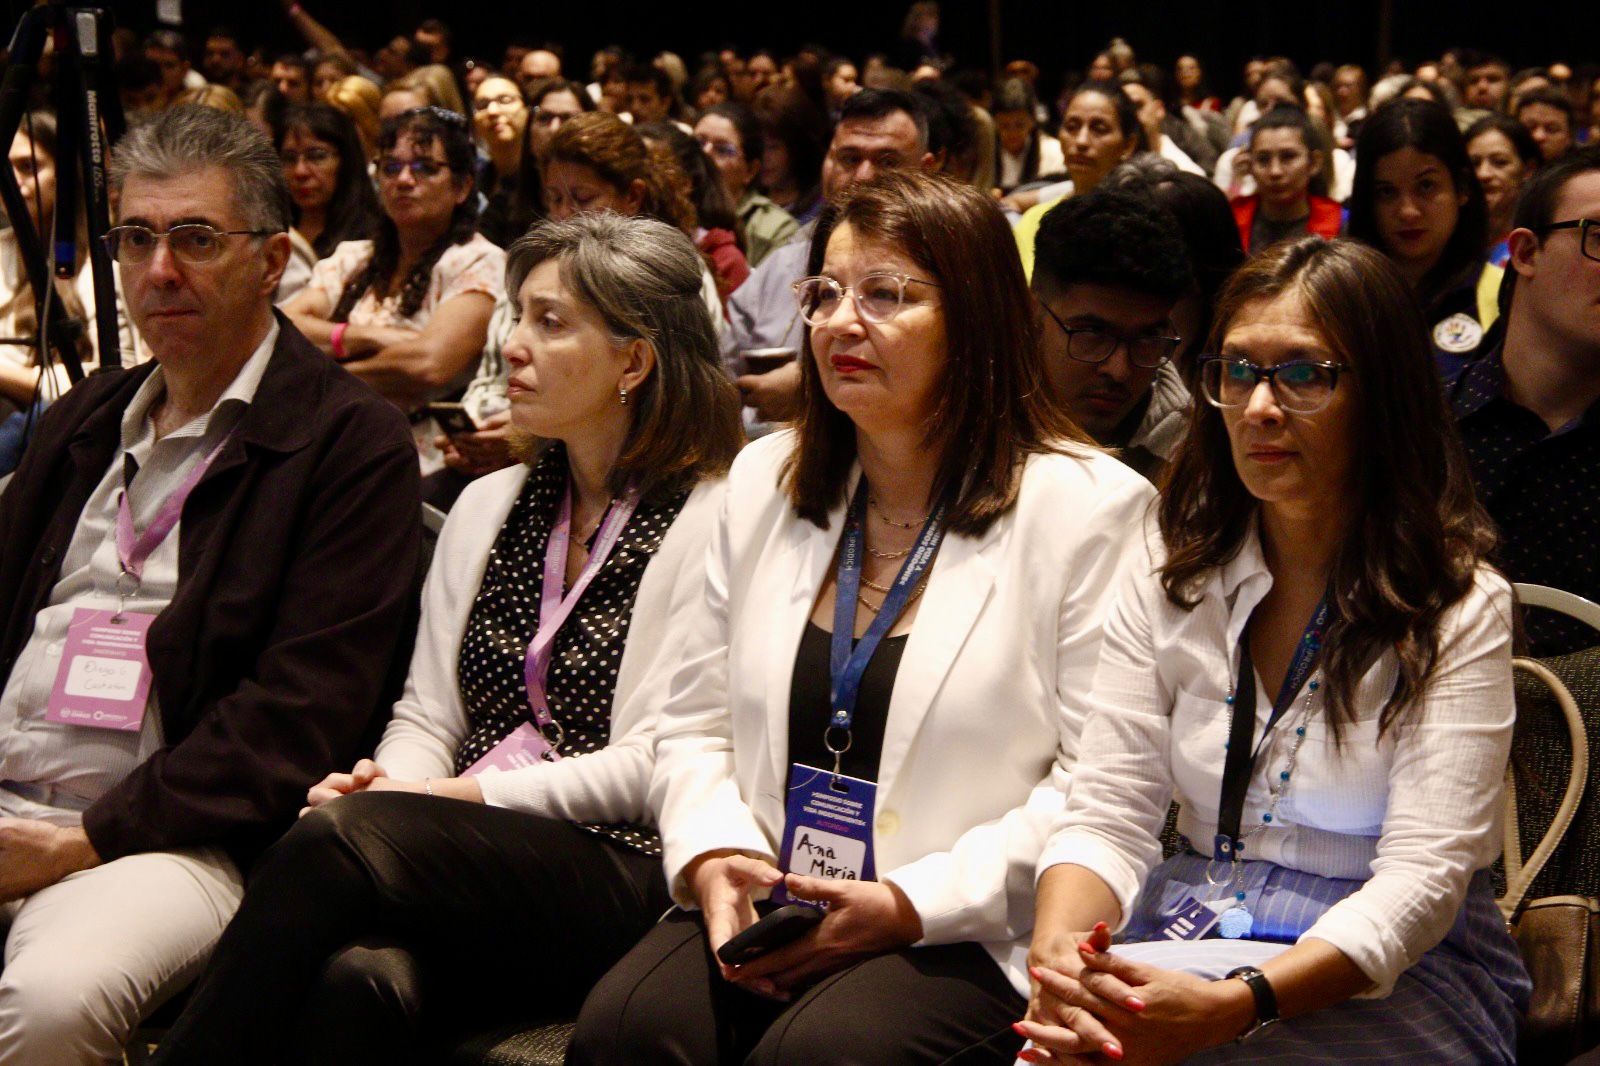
[423,402,478,436]
[716,903,824,966]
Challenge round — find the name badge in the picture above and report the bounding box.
[774,763,877,905]
[1154,895,1227,942]
[462,721,559,777]
[45,609,156,732]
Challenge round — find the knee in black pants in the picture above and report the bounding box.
[292,938,427,1065]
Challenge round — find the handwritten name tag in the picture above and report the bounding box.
[45,609,155,732]
[774,764,878,904]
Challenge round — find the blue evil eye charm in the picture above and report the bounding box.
[1217,906,1254,939]
[1308,680,1320,692]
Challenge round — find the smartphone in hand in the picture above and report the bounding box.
[716,904,824,966]
[423,402,479,436]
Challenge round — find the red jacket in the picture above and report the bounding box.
[1232,194,1343,253]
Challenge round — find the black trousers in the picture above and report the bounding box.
[149,791,670,1066]
[569,908,1028,1065]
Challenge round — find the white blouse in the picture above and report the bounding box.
[1038,524,1516,996]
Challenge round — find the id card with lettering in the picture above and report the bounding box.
[773,763,877,905]
[1154,895,1228,942]
[45,609,156,732]
[462,721,559,777]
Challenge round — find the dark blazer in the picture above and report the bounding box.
[0,314,422,866]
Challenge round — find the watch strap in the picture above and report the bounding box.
[1225,965,1280,1041]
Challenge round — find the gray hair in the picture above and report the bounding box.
[110,106,292,232]
[505,213,714,359]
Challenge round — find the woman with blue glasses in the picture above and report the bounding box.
[1019,237,1529,1064]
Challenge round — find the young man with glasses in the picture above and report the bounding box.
[1031,185,1195,482]
[1450,146,1600,655]
[0,107,420,1062]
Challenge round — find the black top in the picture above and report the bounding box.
[456,444,688,854]
[1451,346,1600,655]
[786,621,909,781]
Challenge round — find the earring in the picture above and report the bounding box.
[618,383,629,406]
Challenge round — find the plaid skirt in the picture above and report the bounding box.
[1109,852,1529,1064]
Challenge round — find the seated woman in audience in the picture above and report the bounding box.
[282,107,502,469]
[1019,237,1528,1065]
[1347,98,1497,377]
[528,78,595,152]
[542,111,724,334]
[471,74,542,248]
[639,121,751,306]
[148,214,744,1065]
[755,86,829,224]
[569,170,1153,1065]
[1012,80,1145,273]
[1175,55,1220,112]
[275,104,381,299]
[691,64,731,113]
[391,63,468,118]
[695,101,799,267]
[993,77,1065,194]
[1465,114,1541,267]
[821,55,862,117]
[1232,107,1342,255]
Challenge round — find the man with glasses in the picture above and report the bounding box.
[0,107,420,1061]
[1450,146,1600,655]
[1031,186,1195,482]
[725,88,937,429]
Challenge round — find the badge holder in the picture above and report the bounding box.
[772,763,878,906]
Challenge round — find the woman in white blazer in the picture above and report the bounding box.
[1018,239,1528,1064]
[571,171,1154,1064]
[151,215,744,1064]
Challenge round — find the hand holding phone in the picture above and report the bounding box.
[716,903,824,966]
[422,402,478,436]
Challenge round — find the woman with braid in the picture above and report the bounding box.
[284,106,503,470]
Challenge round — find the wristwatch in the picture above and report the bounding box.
[1224,965,1280,1042]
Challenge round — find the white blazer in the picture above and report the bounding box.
[650,431,1154,995]
[375,462,725,825]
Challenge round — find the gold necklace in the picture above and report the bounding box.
[856,579,926,614]
[868,496,928,530]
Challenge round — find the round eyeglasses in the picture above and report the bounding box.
[1198,356,1350,415]
[791,272,940,327]
[102,224,275,265]
[1038,300,1180,369]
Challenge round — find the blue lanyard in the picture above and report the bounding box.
[827,483,947,749]
[1213,595,1332,863]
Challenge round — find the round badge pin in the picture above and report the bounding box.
[1432,313,1484,354]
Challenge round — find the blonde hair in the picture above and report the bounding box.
[327,76,382,156]
[172,85,244,114]
[392,64,466,117]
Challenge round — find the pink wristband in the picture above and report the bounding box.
[329,322,348,360]
[289,3,304,16]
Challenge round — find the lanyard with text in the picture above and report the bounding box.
[518,481,639,759]
[114,428,238,587]
[826,481,947,776]
[1212,595,1332,864]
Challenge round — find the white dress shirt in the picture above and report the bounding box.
[0,324,277,820]
[1038,523,1516,996]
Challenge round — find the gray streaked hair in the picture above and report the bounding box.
[110,105,293,232]
[506,213,713,357]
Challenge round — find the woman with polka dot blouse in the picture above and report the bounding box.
[151,214,744,1062]
[1021,239,1528,1064]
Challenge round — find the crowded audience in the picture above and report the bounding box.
[4,12,1600,1063]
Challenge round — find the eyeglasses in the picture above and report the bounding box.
[280,147,337,167]
[792,272,940,326]
[697,137,742,161]
[102,224,275,265]
[1537,218,1600,263]
[1198,356,1350,414]
[378,157,450,180]
[475,93,523,111]
[532,107,579,127]
[1038,301,1179,369]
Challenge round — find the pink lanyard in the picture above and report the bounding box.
[522,481,639,748]
[114,429,237,583]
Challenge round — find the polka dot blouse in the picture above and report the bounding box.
[455,444,688,855]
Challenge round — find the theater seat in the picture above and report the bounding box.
[442,1020,577,1065]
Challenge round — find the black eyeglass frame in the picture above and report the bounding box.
[1196,355,1352,415]
[1037,299,1180,370]
[1536,218,1600,263]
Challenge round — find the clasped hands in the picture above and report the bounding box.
[301,759,482,815]
[688,852,923,1001]
[1015,922,1252,1064]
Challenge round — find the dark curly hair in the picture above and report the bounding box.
[1032,186,1195,301]
[332,108,479,323]
[1159,237,1497,741]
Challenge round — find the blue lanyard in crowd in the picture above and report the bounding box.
[1213,595,1332,863]
[826,481,947,773]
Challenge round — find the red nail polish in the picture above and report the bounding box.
[1077,941,1096,954]
[1103,1042,1124,1060]
[1125,996,1146,1011]
[1012,1021,1029,1037]
[1018,1052,1042,1064]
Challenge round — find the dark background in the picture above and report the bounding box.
[25,0,1596,100]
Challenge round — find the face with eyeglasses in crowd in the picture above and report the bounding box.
[375,120,471,233]
[472,76,528,154]
[528,87,586,156]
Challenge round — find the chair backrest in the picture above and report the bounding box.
[1517,583,1600,636]
[1501,657,1590,920]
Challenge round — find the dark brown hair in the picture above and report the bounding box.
[541,111,695,235]
[784,170,1090,536]
[505,213,742,499]
[1159,237,1497,738]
